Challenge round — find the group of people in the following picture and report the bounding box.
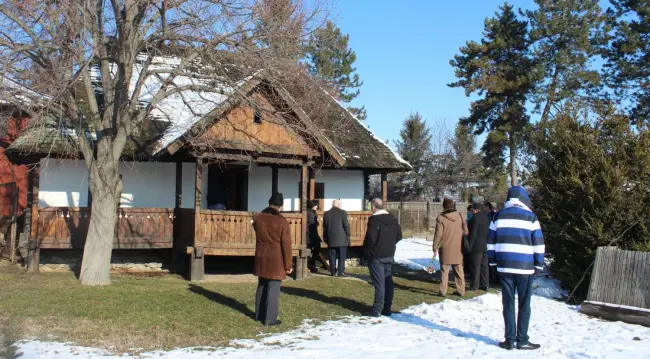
[432,186,545,350]
[251,185,545,351]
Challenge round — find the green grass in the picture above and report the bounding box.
[0,263,485,353]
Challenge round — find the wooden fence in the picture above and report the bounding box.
[385,201,468,233]
[586,247,650,309]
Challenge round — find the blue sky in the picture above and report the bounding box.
[331,0,609,147]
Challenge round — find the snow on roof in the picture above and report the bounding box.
[319,88,412,169]
[0,75,50,106]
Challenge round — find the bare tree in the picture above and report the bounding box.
[0,0,327,285]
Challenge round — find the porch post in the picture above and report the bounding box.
[27,161,40,273]
[381,172,388,204]
[308,168,315,200]
[363,170,370,210]
[175,162,183,208]
[271,166,278,196]
[190,158,205,281]
[172,161,183,274]
[296,164,309,279]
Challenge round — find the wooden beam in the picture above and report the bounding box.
[363,170,370,210]
[297,164,309,279]
[194,159,204,246]
[271,166,278,196]
[27,162,40,273]
[175,162,183,208]
[381,172,388,203]
[193,151,309,166]
[308,168,315,200]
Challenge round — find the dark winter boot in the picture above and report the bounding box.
[517,342,541,350]
[498,341,515,350]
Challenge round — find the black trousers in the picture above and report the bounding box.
[368,257,395,314]
[329,246,347,275]
[470,251,489,289]
[308,240,321,271]
[255,278,281,325]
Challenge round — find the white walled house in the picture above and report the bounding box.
[7,56,411,279]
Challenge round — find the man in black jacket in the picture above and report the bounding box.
[468,202,490,291]
[306,200,322,273]
[323,199,350,277]
[363,198,402,317]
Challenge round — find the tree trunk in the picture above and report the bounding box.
[509,143,518,187]
[79,160,122,286]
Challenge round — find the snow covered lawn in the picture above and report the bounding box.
[13,239,650,358]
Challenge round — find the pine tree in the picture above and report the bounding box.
[480,130,508,203]
[449,3,537,186]
[604,0,650,123]
[526,0,606,124]
[390,113,433,200]
[450,122,481,201]
[304,21,366,120]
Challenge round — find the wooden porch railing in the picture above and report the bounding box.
[317,211,371,247]
[35,207,178,249]
[197,210,305,256]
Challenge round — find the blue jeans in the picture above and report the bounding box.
[368,257,394,314]
[328,246,347,275]
[500,273,534,344]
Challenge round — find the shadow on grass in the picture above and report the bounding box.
[391,313,497,346]
[281,287,369,314]
[188,284,256,320]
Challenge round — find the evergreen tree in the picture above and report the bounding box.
[480,130,508,203]
[526,0,606,124]
[304,21,366,120]
[449,3,537,186]
[528,111,650,300]
[449,122,481,201]
[604,0,650,123]
[390,113,433,200]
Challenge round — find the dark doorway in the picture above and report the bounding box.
[207,165,249,211]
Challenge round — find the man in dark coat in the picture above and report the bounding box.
[306,200,322,273]
[253,192,293,326]
[468,202,490,291]
[363,198,402,317]
[323,199,350,277]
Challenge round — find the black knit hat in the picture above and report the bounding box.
[269,192,284,207]
[309,200,319,209]
[442,198,454,210]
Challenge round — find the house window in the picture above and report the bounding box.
[253,110,262,124]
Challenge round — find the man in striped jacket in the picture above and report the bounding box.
[488,186,544,351]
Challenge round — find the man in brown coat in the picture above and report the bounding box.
[253,192,293,326]
[433,198,468,297]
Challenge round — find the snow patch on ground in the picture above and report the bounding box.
[394,237,440,271]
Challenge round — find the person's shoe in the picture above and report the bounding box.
[498,341,515,350]
[469,287,479,291]
[453,291,466,297]
[480,287,489,291]
[381,310,399,317]
[517,342,541,350]
[337,273,347,278]
[330,273,337,277]
[363,312,381,317]
[437,293,446,298]
[264,320,282,327]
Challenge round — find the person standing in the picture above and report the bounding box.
[488,186,544,350]
[253,193,293,326]
[433,198,468,297]
[323,199,350,277]
[484,201,497,222]
[306,200,322,273]
[468,202,489,291]
[363,198,402,317]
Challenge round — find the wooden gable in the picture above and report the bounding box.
[196,91,317,156]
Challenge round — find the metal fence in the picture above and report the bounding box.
[586,246,650,309]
